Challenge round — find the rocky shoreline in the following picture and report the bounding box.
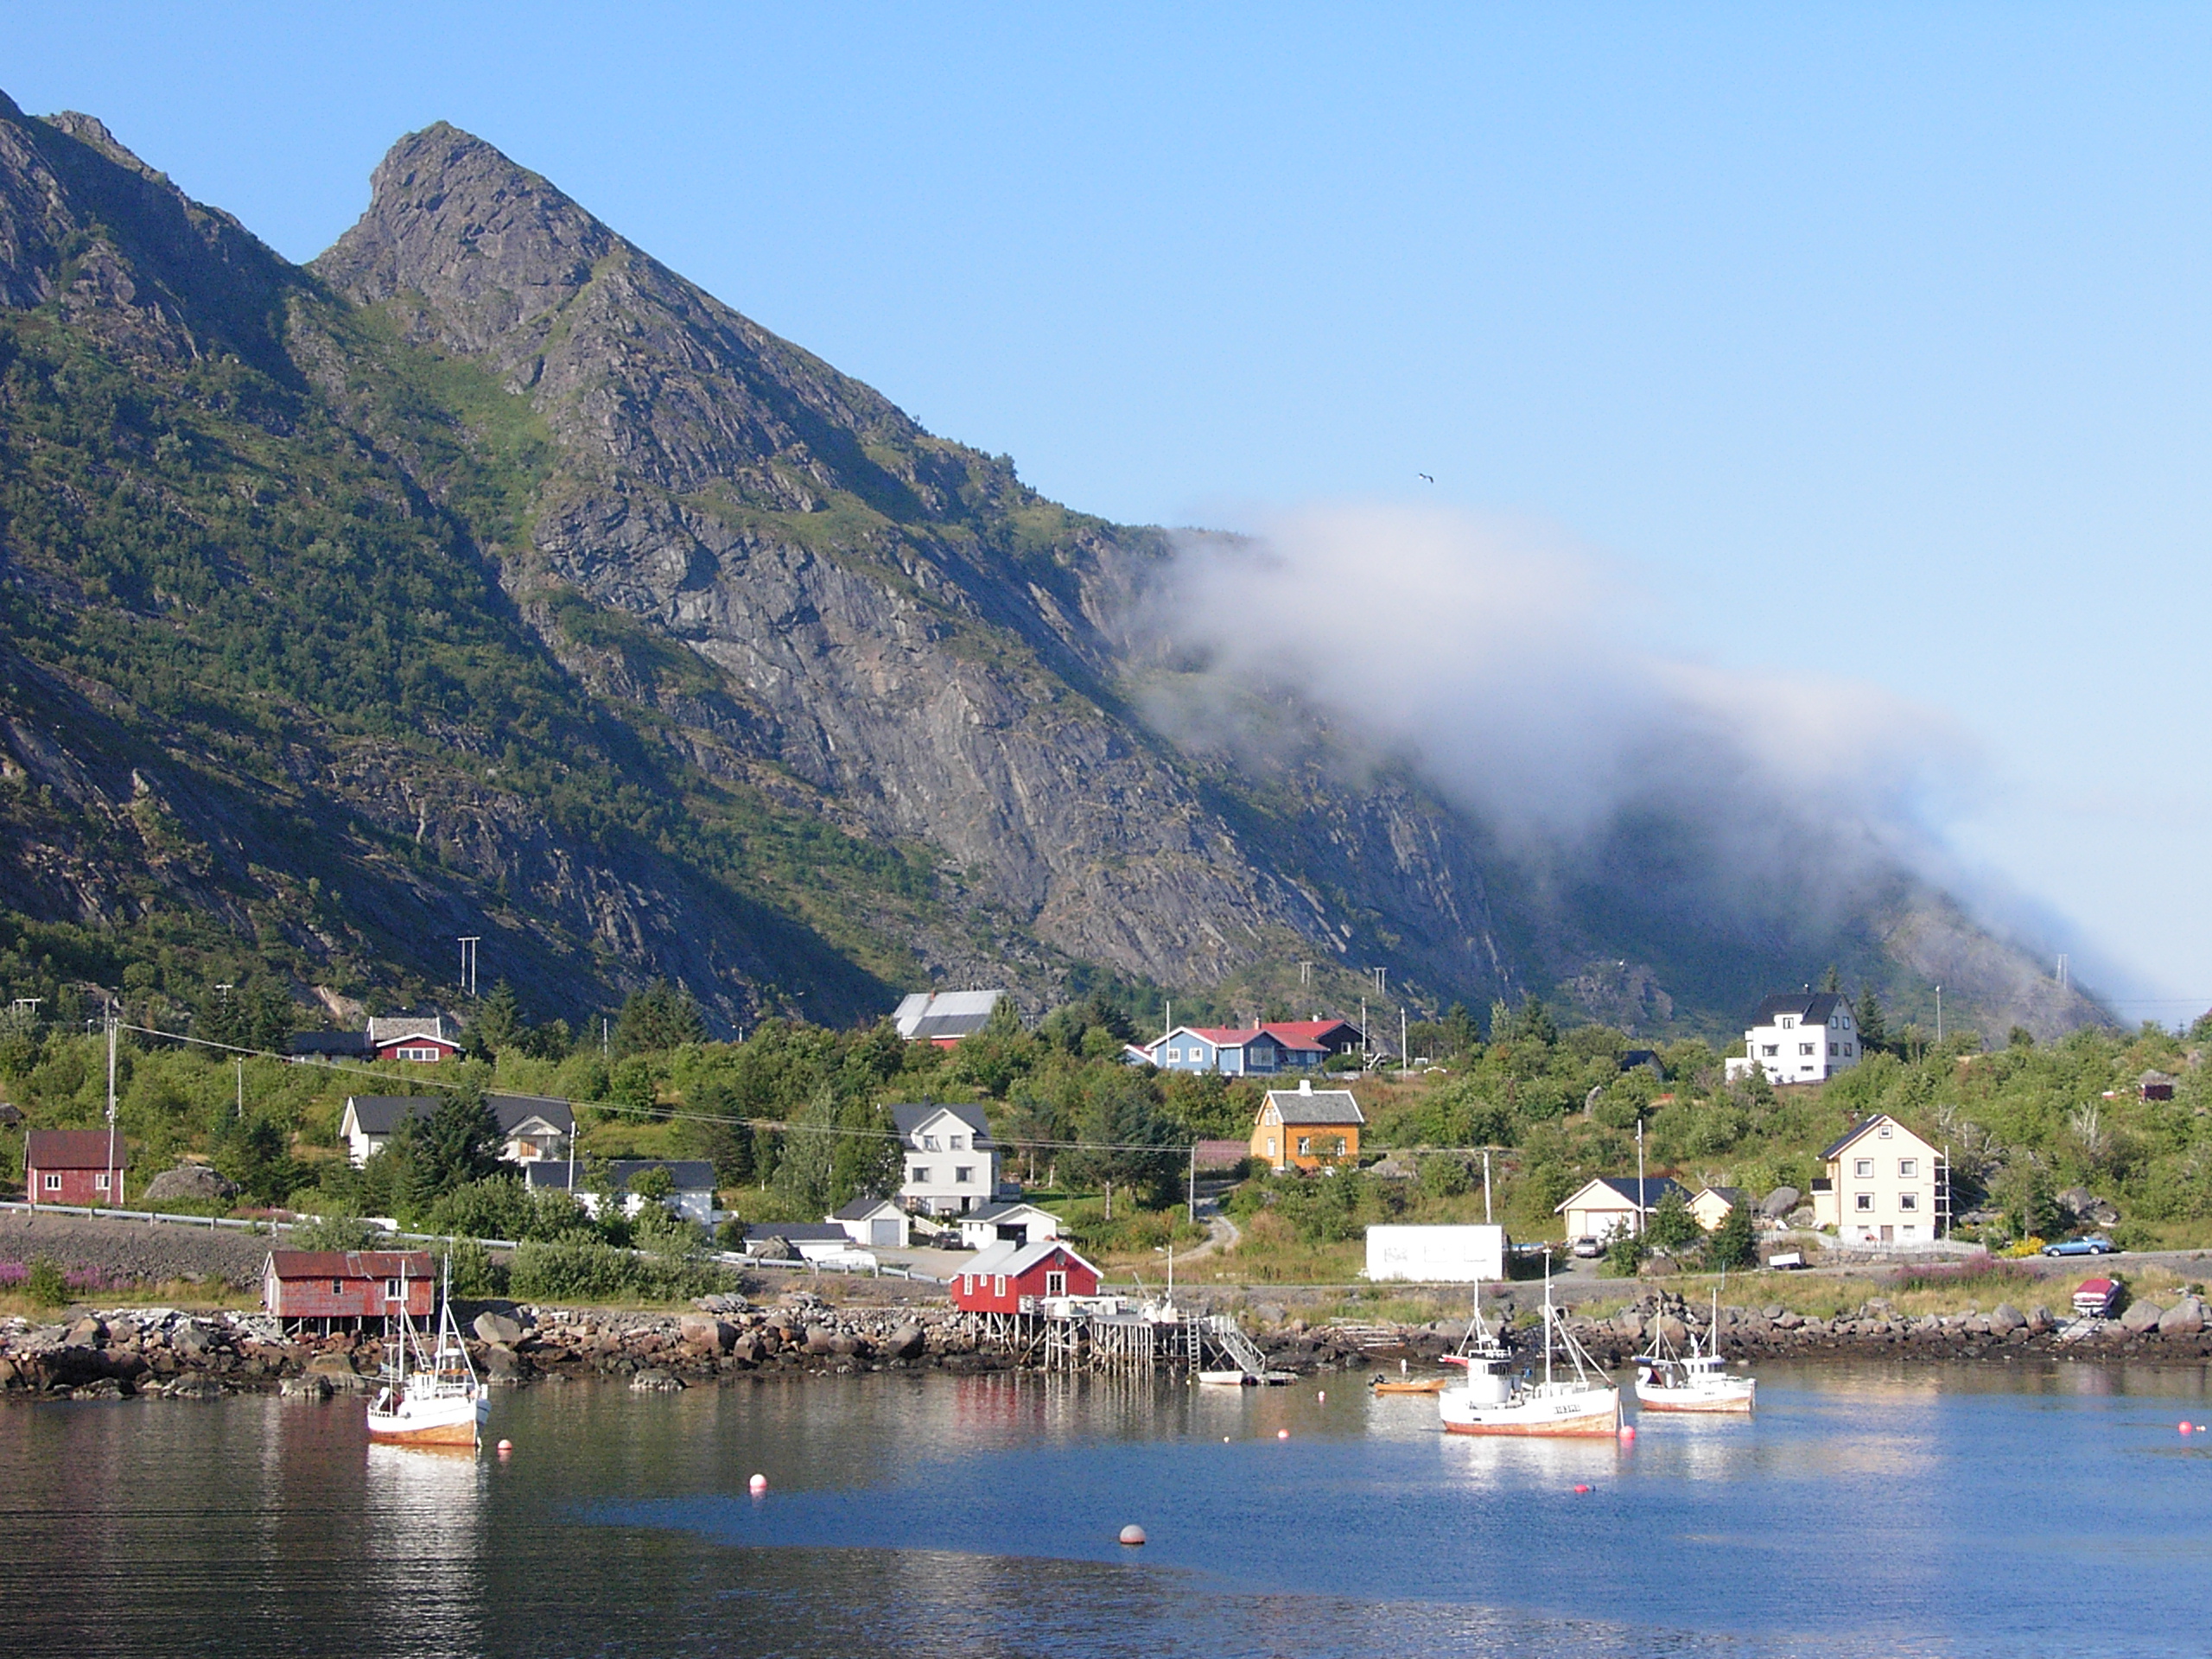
[9,1283,2212,1402]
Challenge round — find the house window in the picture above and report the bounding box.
[1878,1125,1893,1139]
[1762,1044,1778,1057]
[955,1166,975,1185]
[912,1166,931,1185]
[1899,1193,1918,1211]
[1781,1016,1795,1028]
[1046,1271,1066,1297]
[385,1279,401,1299]
[1166,1048,1179,1061]
[994,1275,1007,1296]
[41,1173,60,1191]
[93,1173,110,1191]
[1800,1043,1815,1056]
[923,1135,940,1152]
[1829,1044,1839,1057]
[1855,1194,1873,1212]
[332,1281,345,1296]
[1854,1159,1873,1178]
[1845,1045,1853,1056]
[950,1135,966,1151]
[1899,1159,1916,1178]
[1297,1136,1312,1156]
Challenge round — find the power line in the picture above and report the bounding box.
[116,1021,1209,1155]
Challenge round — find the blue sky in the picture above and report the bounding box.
[12,4,2209,1021]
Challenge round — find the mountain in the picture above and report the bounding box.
[0,92,2107,1042]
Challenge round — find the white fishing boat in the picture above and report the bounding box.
[1438,1262,1620,1438]
[366,1257,488,1449]
[1633,1285,1756,1414]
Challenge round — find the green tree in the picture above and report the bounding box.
[472,982,523,1057]
[1705,1197,1757,1270]
[1644,1187,1702,1253]
[1820,963,1841,994]
[1856,986,1889,1053]
[613,981,706,1056]
[394,1082,501,1220]
[1603,1229,1648,1278]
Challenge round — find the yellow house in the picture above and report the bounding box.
[1556,1177,1688,1243]
[1251,1080,1364,1173]
[1811,1114,1947,1243]
[1688,1185,1747,1232]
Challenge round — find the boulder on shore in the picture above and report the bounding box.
[143,1165,238,1205]
[2120,1300,2165,1333]
[2158,1298,2205,1337]
[474,1311,524,1347]
[1988,1304,2026,1335]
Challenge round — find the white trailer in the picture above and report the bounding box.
[1363,1224,1509,1283]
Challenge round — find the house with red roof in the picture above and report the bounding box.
[262,1249,436,1329]
[1132,1019,1363,1076]
[24,1128,130,1207]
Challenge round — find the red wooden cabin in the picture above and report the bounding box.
[24,1128,130,1206]
[950,1239,1101,1313]
[263,1249,436,1328]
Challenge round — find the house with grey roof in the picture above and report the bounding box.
[890,1100,1007,1215]
[339,1093,575,1168]
[1723,992,1864,1085]
[892,990,1008,1046]
[830,1195,910,1249]
[1250,1079,1366,1173]
[524,1158,717,1224]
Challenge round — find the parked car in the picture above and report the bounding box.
[1571,1235,1605,1259]
[2044,1235,2116,1257]
[2072,1276,2120,1318]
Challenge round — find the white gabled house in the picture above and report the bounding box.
[957,1200,1062,1251]
[1723,992,1864,1085]
[892,1101,1006,1215]
[523,1158,717,1224]
[1810,1114,1948,1243]
[340,1092,575,1168]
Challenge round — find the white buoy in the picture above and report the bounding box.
[1317,1389,1326,1402]
[1276,1428,1289,1440]
[1119,1524,1147,1546]
[748,1472,768,1493]
[496,1439,512,1455]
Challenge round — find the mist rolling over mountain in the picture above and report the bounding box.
[0,92,2104,1041]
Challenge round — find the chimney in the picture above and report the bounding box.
[1299,1077,1313,1096]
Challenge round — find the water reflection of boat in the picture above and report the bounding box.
[366,1258,487,1449]
[1439,1265,1620,1437]
[1634,1287,1756,1414]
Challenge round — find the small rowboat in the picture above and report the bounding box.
[1371,1375,1450,1395]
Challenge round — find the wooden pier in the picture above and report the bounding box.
[963,1298,1288,1381]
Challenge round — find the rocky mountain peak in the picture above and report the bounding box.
[317,121,619,356]
[0,88,295,373]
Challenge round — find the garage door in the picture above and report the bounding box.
[870,1219,900,1247]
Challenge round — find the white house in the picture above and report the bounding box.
[1810,1114,1946,1243]
[523,1159,717,1225]
[893,1101,1003,1215]
[957,1200,1062,1251]
[1723,992,1864,1085]
[339,1093,575,1168]
[741,1221,869,1264]
[830,1196,911,1249]
[1556,1176,1690,1243]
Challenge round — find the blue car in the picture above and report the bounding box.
[2042,1235,2116,1256]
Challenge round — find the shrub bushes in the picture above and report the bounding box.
[506,1238,732,1304]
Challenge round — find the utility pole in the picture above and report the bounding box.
[1298,961,1313,989]
[1360,998,1368,1067]
[458,937,480,999]
[1483,1148,1492,1224]
[236,1059,245,1120]
[1635,1117,1646,1238]
[1935,985,1942,1046]
[1187,1143,1197,1225]
[105,1000,119,1211]
[1400,1006,1408,1075]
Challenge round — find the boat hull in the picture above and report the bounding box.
[1634,1381,1756,1414]
[1372,1377,1450,1395]
[366,1393,488,1447]
[1440,1386,1621,1437]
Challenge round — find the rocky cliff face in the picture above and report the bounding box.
[0,95,2107,1039]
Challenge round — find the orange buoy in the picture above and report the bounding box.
[1119,1524,1147,1546]
[1573,1484,1591,1494]
[1277,1428,1290,1440]
[1618,1425,1636,1442]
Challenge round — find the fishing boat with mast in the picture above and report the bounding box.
[1632,1283,1756,1414]
[366,1255,488,1448]
[1437,1260,1620,1437]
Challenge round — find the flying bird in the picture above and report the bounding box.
[1417,472,1434,483]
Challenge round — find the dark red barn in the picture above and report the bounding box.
[24,1128,130,1206]
[950,1239,1101,1313]
[263,1250,437,1327]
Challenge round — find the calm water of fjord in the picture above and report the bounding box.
[3,1360,2208,1659]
